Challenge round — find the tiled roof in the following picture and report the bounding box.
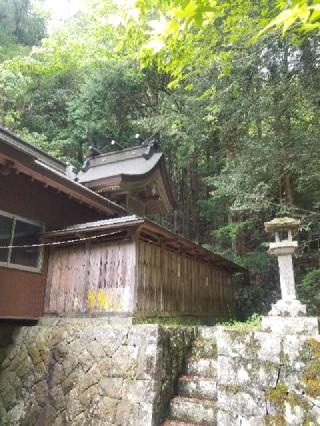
[78,144,162,184]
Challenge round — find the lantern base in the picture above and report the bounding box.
[262,315,318,335]
[268,299,307,317]
[262,299,318,335]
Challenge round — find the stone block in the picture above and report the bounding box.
[185,356,217,377]
[169,396,217,424]
[219,356,279,389]
[282,334,319,363]
[93,396,118,424]
[130,402,154,425]
[62,355,79,377]
[65,389,83,420]
[128,325,159,346]
[218,409,265,426]
[254,331,282,363]
[98,358,112,376]
[177,375,217,399]
[268,299,307,317]
[198,326,219,341]
[190,338,217,358]
[99,377,123,399]
[108,316,133,326]
[110,344,139,376]
[262,316,319,335]
[50,385,66,411]
[123,379,158,403]
[115,399,133,425]
[136,343,158,379]
[216,328,252,358]
[218,386,266,417]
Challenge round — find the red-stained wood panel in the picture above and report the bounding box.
[0,267,46,319]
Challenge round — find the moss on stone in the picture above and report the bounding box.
[266,382,316,425]
[264,414,287,426]
[211,340,217,357]
[287,392,311,412]
[245,334,261,358]
[266,383,288,411]
[301,338,320,398]
[221,384,248,394]
[304,414,318,426]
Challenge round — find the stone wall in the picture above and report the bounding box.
[216,326,320,425]
[0,319,196,425]
[2,320,319,426]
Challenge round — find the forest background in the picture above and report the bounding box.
[1,0,320,318]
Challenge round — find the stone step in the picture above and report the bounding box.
[162,421,201,426]
[197,327,218,341]
[185,357,217,378]
[177,376,217,400]
[169,396,217,425]
[190,339,217,359]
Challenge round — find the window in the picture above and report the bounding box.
[0,211,44,272]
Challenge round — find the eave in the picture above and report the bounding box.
[82,155,177,212]
[45,216,246,274]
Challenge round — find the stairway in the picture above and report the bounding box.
[162,328,218,426]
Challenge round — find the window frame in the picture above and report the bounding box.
[0,209,45,273]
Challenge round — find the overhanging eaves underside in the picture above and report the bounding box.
[0,134,126,216]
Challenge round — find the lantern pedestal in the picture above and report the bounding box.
[262,315,319,335]
[267,298,307,316]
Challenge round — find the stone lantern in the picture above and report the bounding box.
[262,217,318,335]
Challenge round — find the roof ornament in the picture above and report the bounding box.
[111,139,124,150]
[86,146,101,159]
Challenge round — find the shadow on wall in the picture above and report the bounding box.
[0,320,37,364]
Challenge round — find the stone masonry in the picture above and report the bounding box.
[216,326,320,425]
[1,320,320,425]
[0,320,195,425]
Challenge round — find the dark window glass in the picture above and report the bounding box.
[10,220,42,268]
[0,215,13,263]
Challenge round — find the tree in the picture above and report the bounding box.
[0,0,47,61]
[1,0,320,315]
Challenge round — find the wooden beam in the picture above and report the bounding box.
[0,159,15,176]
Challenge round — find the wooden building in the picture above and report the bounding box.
[0,128,244,320]
[44,216,242,318]
[0,128,124,319]
[78,142,176,215]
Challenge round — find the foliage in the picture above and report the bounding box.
[133,312,262,328]
[0,0,320,316]
[133,315,225,326]
[223,312,262,331]
[0,0,47,61]
[261,1,320,36]
[298,268,320,315]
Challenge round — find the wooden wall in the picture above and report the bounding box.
[45,240,136,315]
[135,240,234,317]
[0,171,107,319]
[0,266,46,319]
[45,237,234,318]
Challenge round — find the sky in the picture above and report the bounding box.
[44,0,88,30]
